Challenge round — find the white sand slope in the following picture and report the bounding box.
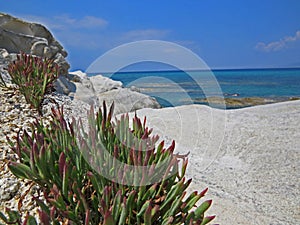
[132,100,300,225]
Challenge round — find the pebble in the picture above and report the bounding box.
[0,78,91,222]
[0,177,21,201]
[0,84,42,220]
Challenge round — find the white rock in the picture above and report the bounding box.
[61,71,97,104]
[0,177,21,201]
[69,70,88,80]
[97,88,161,115]
[0,48,9,58]
[54,76,75,95]
[130,85,140,92]
[0,48,12,84]
[90,74,123,94]
[0,13,70,75]
[69,81,98,106]
[55,70,161,113]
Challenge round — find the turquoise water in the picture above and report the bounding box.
[90,68,300,108]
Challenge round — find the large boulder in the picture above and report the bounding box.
[97,88,161,115]
[64,71,98,105]
[55,70,161,114]
[89,74,123,93]
[0,13,69,75]
[55,70,122,106]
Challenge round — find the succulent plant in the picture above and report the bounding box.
[0,207,61,225]
[0,208,38,225]
[7,52,58,114]
[6,102,216,224]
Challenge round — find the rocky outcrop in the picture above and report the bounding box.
[0,13,160,114]
[97,88,161,114]
[0,13,69,75]
[55,70,161,114]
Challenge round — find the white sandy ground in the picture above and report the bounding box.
[126,100,300,225]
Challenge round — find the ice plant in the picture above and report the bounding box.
[7,52,58,114]
[5,102,216,224]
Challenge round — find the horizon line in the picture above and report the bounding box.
[82,66,300,74]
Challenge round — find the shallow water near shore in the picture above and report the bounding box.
[89,68,300,109]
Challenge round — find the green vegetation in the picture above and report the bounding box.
[7,52,58,114]
[1,101,216,224]
[1,52,215,224]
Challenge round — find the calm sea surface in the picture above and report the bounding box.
[89,68,300,108]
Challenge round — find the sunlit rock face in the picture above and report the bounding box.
[57,70,161,114]
[0,13,70,75]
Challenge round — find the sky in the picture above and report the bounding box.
[1,0,300,71]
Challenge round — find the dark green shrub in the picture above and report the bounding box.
[6,102,216,224]
[7,52,58,114]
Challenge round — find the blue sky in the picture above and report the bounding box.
[1,0,300,71]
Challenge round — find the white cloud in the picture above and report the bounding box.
[256,30,300,52]
[121,29,170,41]
[173,40,201,52]
[14,14,109,49]
[18,14,108,31]
[54,31,105,49]
[53,15,108,29]
[15,15,170,49]
[11,14,195,55]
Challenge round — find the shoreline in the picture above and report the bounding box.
[147,95,300,110]
[92,66,300,75]
[192,96,300,109]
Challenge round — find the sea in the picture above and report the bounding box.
[89,68,300,109]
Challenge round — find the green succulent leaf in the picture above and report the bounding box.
[103,211,115,225]
[0,211,8,223]
[8,162,35,180]
[195,200,213,218]
[200,215,216,225]
[24,215,38,225]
